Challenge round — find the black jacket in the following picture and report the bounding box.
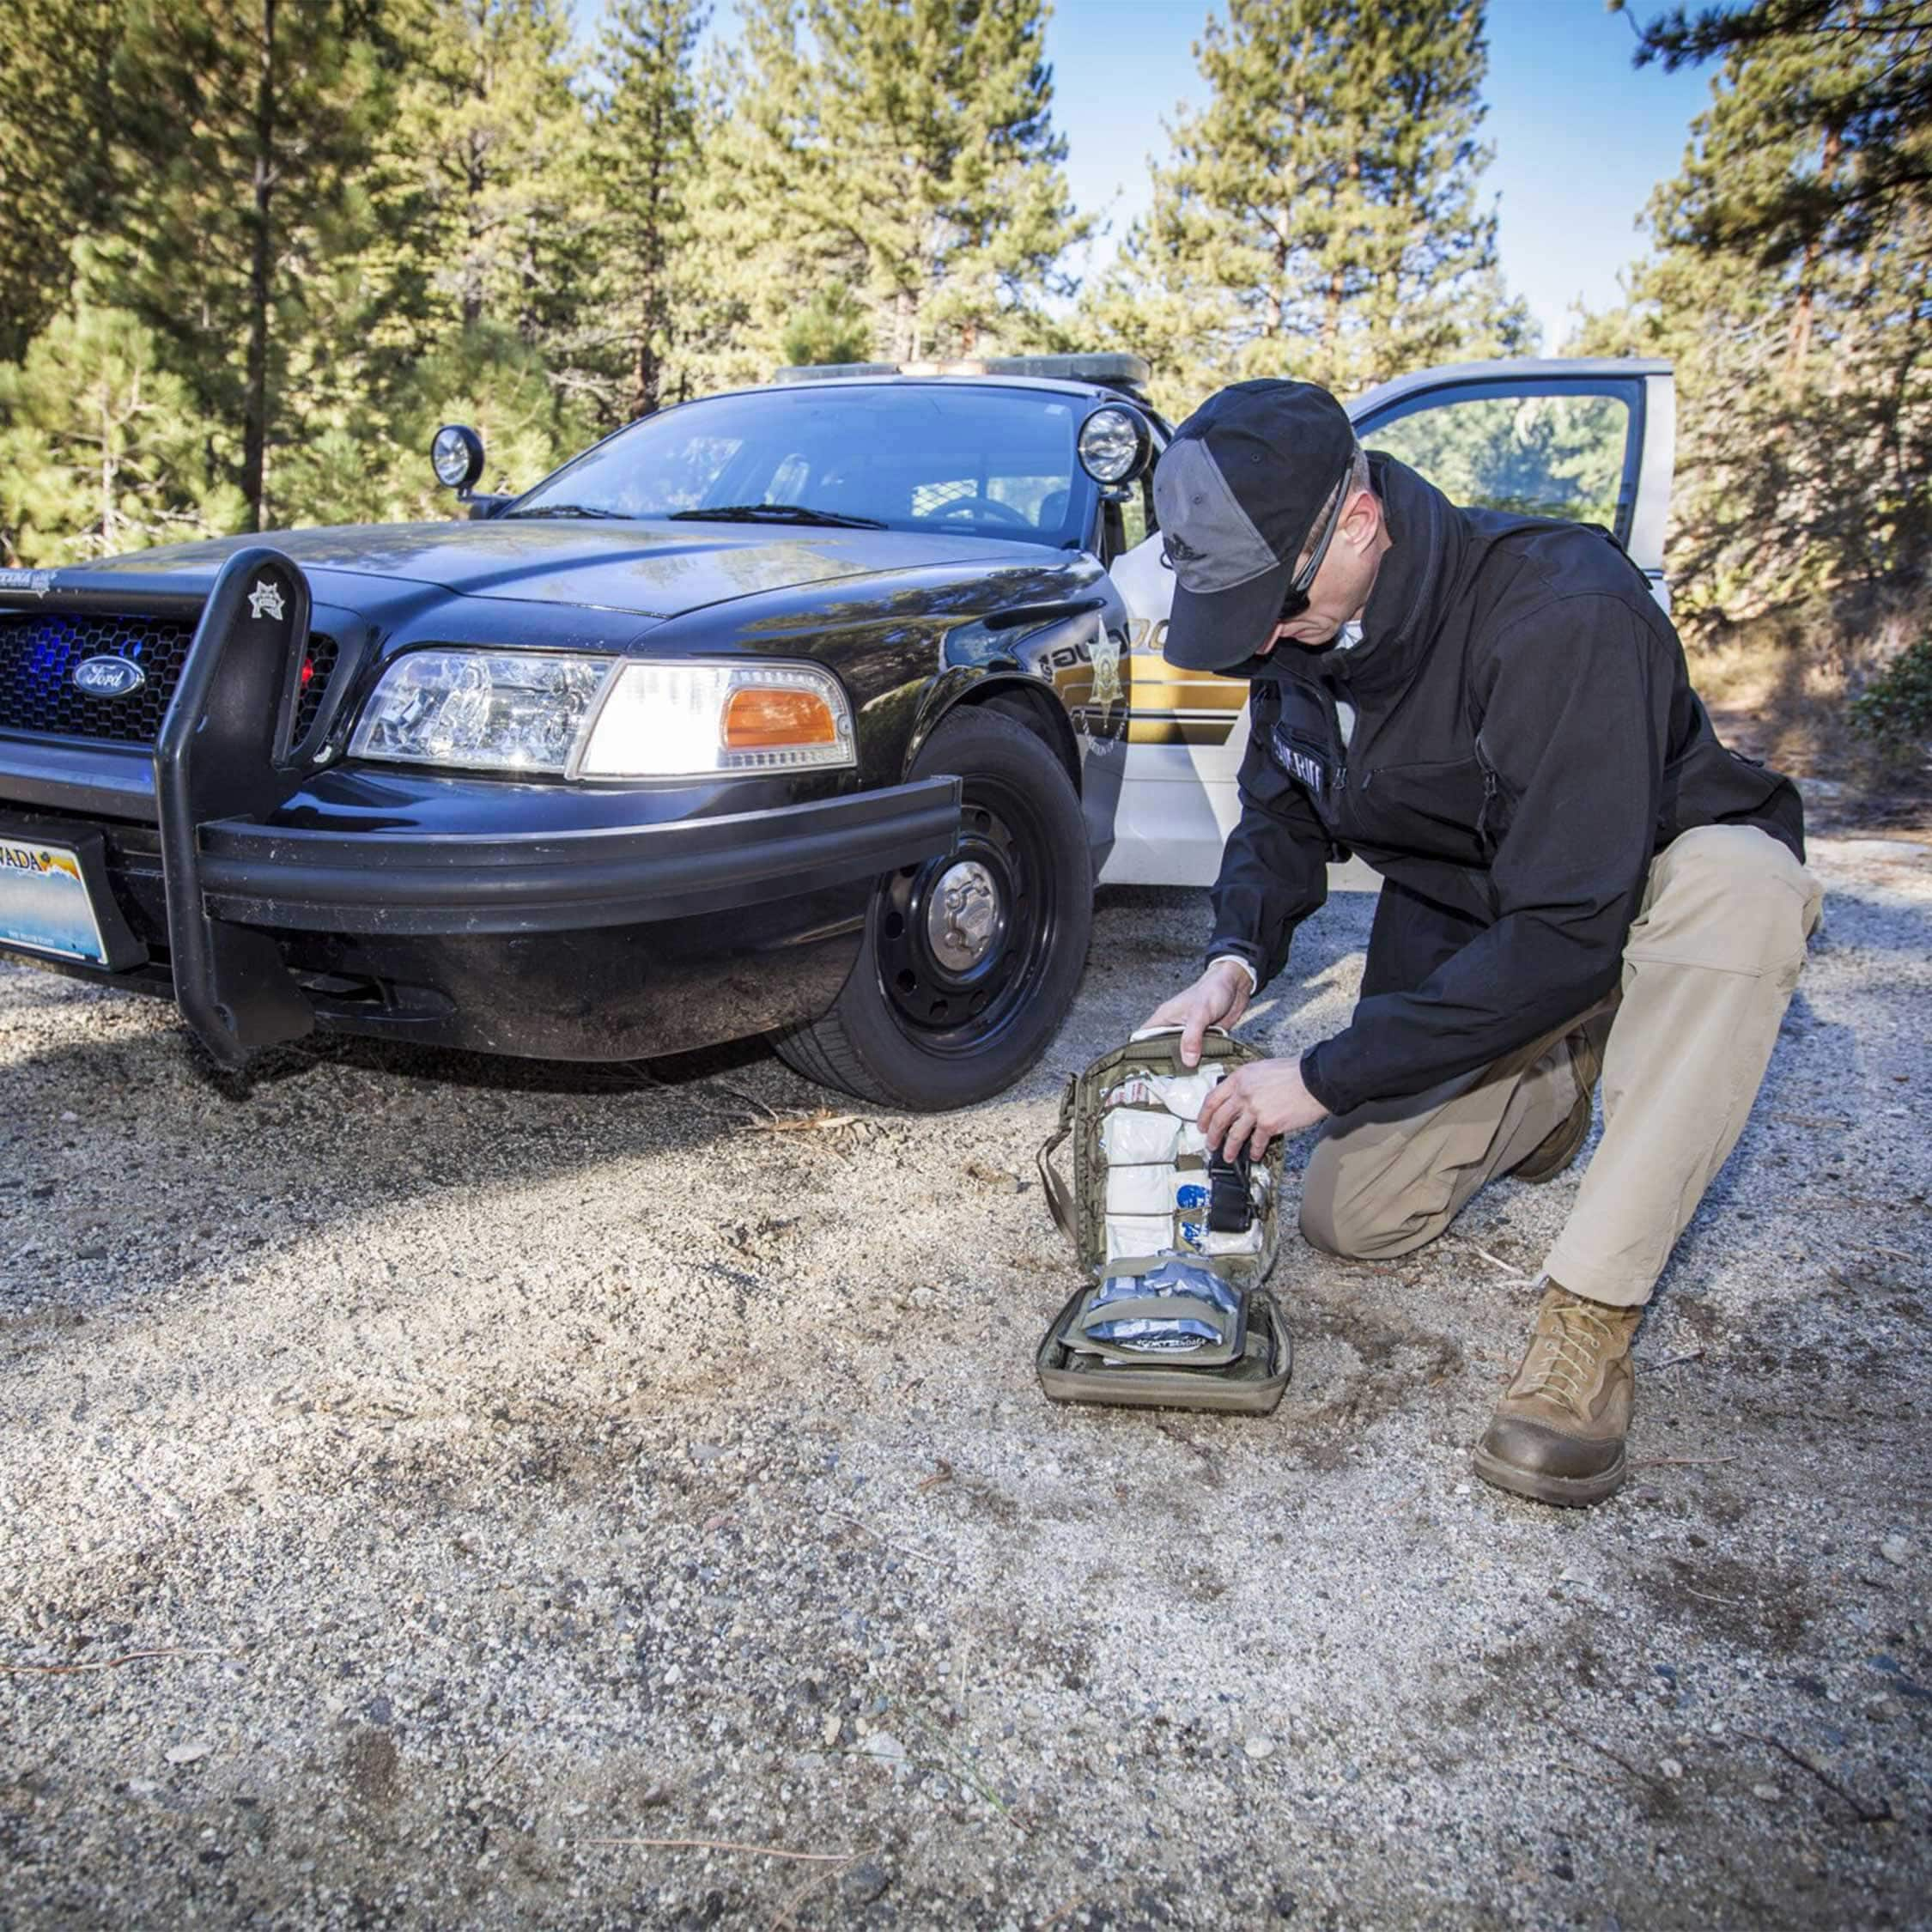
[1206,455,1804,1119]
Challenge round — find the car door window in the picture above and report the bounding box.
[1358,382,1640,540]
[1119,471,1156,553]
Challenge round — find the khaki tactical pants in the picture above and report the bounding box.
[1300,825,1824,1307]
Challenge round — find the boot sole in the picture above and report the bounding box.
[1471,1442,1627,1509]
[1510,1094,1590,1185]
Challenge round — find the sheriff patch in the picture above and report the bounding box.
[1271,722,1329,797]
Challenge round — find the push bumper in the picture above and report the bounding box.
[192,782,962,938]
[0,546,961,1066]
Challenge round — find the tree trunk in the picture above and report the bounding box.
[629,94,669,421]
[100,380,115,548]
[1786,125,1841,377]
[1319,264,1343,357]
[463,137,487,330]
[241,0,277,532]
[1319,155,1360,374]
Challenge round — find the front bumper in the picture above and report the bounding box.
[191,781,962,937]
[0,546,961,1064]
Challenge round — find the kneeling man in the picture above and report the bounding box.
[1143,380,1819,1507]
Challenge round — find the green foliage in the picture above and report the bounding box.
[0,303,246,565]
[735,0,1090,365]
[781,285,878,368]
[279,324,598,527]
[0,0,125,363]
[587,0,710,420]
[1630,0,1932,266]
[395,0,594,347]
[94,0,398,530]
[1085,0,1534,417]
[1586,0,1931,641]
[1850,635,1932,750]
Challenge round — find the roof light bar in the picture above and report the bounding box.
[769,352,1151,388]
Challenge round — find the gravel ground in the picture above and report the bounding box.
[1,834,1928,1930]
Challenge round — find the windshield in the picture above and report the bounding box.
[511,385,1093,546]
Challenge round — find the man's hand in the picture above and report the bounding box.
[1141,960,1252,1067]
[1198,1057,1330,1161]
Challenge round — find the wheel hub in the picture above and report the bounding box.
[925,859,1001,972]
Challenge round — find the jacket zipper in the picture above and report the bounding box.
[1475,763,1499,854]
[1327,677,1357,829]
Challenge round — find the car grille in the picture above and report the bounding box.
[0,609,338,748]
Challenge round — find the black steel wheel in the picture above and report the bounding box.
[770,708,1092,1109]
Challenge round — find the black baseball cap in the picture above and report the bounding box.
[1152,380,1358,672]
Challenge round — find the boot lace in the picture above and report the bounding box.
[1520,1297,1623,1417]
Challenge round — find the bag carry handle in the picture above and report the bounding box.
[1037,1075,1078,1245]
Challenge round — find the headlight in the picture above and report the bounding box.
[348,650,855,779]
[578,661,854,776]
[348,650,612,774]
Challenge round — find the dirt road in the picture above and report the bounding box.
[2,835,1927,1928]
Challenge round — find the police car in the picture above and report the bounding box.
[0,354,1671,1109]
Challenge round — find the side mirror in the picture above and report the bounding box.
[1077,404,1153,492]
[431,423,487,499]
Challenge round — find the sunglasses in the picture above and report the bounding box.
[1276,461,1355,624]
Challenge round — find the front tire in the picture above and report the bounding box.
[770,708,1092,1109]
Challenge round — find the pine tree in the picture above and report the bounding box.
[666,27,865,394]
[93,0,396,532]
[1087,0,1531,416]
[1585,0,1931,635]
[0,0,126,364]
[733,0,1089,365]
[589,0,710,421]
[0,302,246,566]
[780,285,877,368]
[394,0,595,350]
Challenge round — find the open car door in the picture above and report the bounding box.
[1100,356,1675,888]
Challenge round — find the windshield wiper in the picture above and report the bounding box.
[665,503,887,530]
[503,504,637,521]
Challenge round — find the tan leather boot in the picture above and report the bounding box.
[1512,1028,1605,1184]
[1473,1281,1640,1507]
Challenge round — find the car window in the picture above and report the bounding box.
[514,385,1093,546]
[1363,389,1633,532]
[659,434,744,512]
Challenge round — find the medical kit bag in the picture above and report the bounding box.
[1034,1026,1291,1414]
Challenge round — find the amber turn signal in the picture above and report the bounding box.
[720,685,841,750]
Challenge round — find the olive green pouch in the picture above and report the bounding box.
[1034,1026,1291,1416]
[1036,1283,1291,1413]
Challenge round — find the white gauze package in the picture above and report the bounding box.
[1099,1109,1209,1165]
[1103,1214,1173,1261]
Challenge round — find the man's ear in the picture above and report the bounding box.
[1340,488,1381,553]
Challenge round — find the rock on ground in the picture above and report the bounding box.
[1,835,1928,1929]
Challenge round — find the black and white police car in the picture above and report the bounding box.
[0,353,1671,1108]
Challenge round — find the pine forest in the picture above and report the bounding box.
[0,0,1925,702]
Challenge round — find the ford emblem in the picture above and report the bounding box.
[71,654,147,699]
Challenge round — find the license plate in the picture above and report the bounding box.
[0,835,111,965]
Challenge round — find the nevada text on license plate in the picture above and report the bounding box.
[0,837,110,965]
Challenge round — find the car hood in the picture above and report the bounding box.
[54,519,1053,619]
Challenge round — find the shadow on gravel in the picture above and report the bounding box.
[174,1024,783,1103]
[0,1003,841,1335]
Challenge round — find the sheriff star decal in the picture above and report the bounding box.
[248,579,287,623]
